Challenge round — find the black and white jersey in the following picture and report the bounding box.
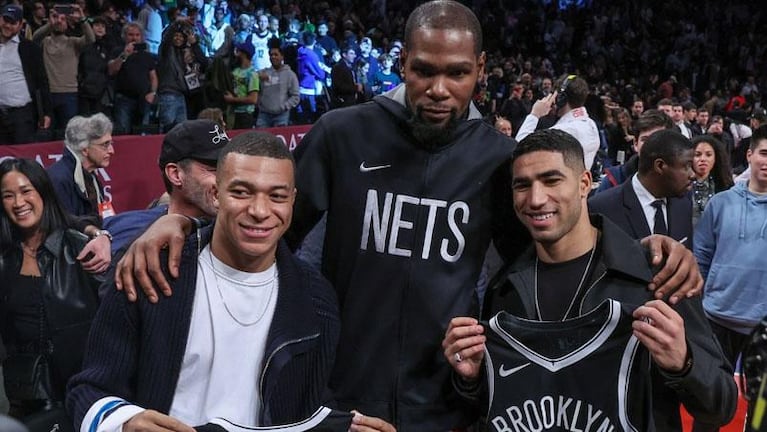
[195,407,353,432]
[484,299,653,432]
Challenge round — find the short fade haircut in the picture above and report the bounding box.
[64,113,113,153]
[752,125,767,151]
[634,109,673,135]
[638,129,693,174]
[404,0,482,56]
[512,129,586,173]
[554,74,588,108]
[218,131,294,173]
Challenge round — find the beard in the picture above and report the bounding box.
[406,106,459,151]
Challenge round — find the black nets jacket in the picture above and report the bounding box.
[288,84,528,430]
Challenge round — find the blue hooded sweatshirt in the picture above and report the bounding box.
[694,181,767,334]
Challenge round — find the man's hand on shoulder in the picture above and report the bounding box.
[124,410,195,432]
[641,234,703,304]
[115,214,193,303]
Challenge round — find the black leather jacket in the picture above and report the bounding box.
[0,229,102,398]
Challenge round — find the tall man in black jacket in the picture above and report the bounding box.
[0,4,51,144]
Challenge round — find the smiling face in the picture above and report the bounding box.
[211,153,295,272]
[401,27,484,128]
[512,150,590,247]
[2,170,44,234]
[693,141,715,179]
[747,139,767,193]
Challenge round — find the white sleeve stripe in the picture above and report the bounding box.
[97,405,146,432]
[82,397,125,432]
[80,396,145,432]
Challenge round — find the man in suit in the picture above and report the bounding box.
[589,129,695,249]
[330,46,360,108]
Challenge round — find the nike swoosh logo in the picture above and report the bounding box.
[359,162,392,172]
[498,362,531,377]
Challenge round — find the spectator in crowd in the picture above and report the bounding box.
[371,53,401,95]
[105,120,226,253]
[690,135,733,227]
[67,132,394,432]
[136,0,162,54]
[683,102,698,130]
[25,1,47,36]
[256,40,299,127]
[116,2,703,430]
[268,15,280,39]
[32,3,94,134]
[657,98,674,118]
[249,13,273,71]
[693,125,767,432]
[516,75,601,170]
[672,101,692,138]
[498,83,528,133]
[296,31,325,124]
[631,98,645,120]
[606,107,635,165]
[450,129,735,432]
[108,22,158,135]
[353,58,373,103]
[225,41,259,129]
[47,114,114,227]
[209,7,233,59]
[0,4,51,145]
[233,13,251,46]
[490,116,511,137]
[597,109,673,192]
[707,115,735,156]
[78,16,114,117]
[315,21,337,64]
[157,22,206,133]
[692,107,710,137]
[358,36,379,84]
[590,129,695,250]
[0,158,101,428]
[330,46,359,108]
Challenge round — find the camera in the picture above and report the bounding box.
[133,42,148,51]
[54,4,74,15]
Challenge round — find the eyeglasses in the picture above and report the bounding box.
[90,140,114,150]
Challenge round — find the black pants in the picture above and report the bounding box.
[0,104,36,144]
[692,320,750,432]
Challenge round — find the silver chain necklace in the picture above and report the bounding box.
[203,247,277,327]
[534,245,597,321]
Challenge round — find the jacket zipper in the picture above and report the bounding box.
[258,333,320,423]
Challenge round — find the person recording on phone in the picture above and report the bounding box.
[515,74,600,171]
[108,22,158,135]
[32,3,94,135]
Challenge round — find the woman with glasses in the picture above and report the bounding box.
[0,158,102,431]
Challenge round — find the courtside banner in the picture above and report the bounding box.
[0,125,311,213]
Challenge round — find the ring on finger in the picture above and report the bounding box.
[454,352,463,363]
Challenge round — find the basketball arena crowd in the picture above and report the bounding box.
[1,0,766,431]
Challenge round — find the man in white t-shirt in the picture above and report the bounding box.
[67,132,393,432]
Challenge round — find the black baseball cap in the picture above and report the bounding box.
[1,4,23,23]
[158,120,229,167]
